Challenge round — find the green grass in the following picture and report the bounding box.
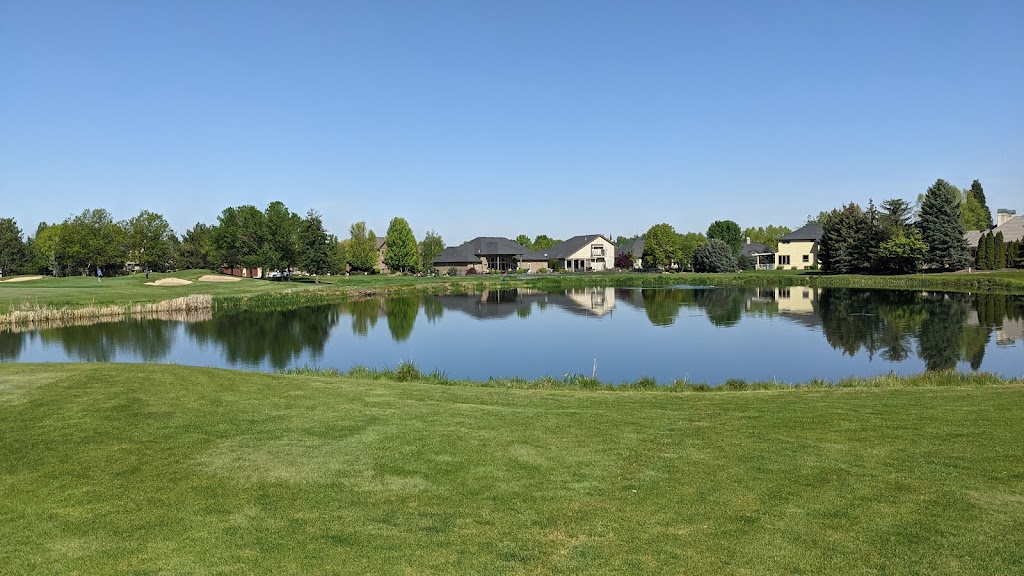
[2,363,1022,574]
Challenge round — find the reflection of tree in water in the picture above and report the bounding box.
[0,332,24,361]
[40,319,176,362]
[818,289,887,357]
[640,288,688,327]
[422,296,444,323]
[345,298,383,336]
[692,288,744,327]
[185,305,341,370]
[918,293,971,371]
[385,296,419,342]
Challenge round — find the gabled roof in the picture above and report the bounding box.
[375,237,387,250]
[965,215,1024,246]
[431,237,548,265]
[537,234,613,259]
[616,238,645,258]
[779,223,823,242]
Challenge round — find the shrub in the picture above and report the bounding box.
[539,267,549,273]
[446,267,458,276]
[466,267,478,275]
[693,239,737,273]
[394,360,422,382]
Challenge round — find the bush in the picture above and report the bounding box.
[693,239,737,273]
[539,267,549,273]
[466,267,478,275]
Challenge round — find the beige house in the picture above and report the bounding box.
[775,224,823,270]
[375,238,390,273]
[538,234,616,271]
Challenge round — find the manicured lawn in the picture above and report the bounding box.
[1,363,1022,574]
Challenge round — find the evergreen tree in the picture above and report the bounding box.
[879,198,913,235]
[969,179,993,228]
[0,217,28,276]
[918,179,970,270]
[384,216,419,273]
[984,232,996,270]
[819,203,868,274]
[693,239,736,272]
[975,232,990,270]
[994,231,1006,269]
[1009,241,1021,268]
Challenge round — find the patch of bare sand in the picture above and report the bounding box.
[0,275,44,283]
[198,275,241,283]
[145,278,194,286]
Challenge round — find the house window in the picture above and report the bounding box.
[802,290,810,299]
[778,255,791,266]
[802,254,809,263]
[778,288,791,298]
[591,244,605,258]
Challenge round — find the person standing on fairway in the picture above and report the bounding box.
[97,267,103,283]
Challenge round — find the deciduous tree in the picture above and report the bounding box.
[347,222,377,272]
[297,210,334,282]
[123,210,175,271]
[384,216,419,273]
[641,224,681,270]
[706,220,743,255]
[419,230,445,270]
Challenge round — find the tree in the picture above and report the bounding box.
[532,235,559,250]
[742,225,792,251]
[819,204,865,274]
[384,216,419,272]
[968,179,993,228]
[347,222,377,272]
[976,231,991,270]
[805,211,835,228]
[879,198,913,235]
[0,218,28,276]
[419,230,445,270]
[123,210,175,271]
[875,228,928,274]
[918,179,971,270]
[707,220,743,255]
[994,231,1006,269]
[961,193,990,232]
[677,232,706,271]
[615,250,634,269]
[263,201,301,275]
[178,223,218,270]
[235,205,269,272]
[693,239,736,273]
[61,209,125,275]
[641,224,681,269]
[514,234,533,249]
[297,210,334,282]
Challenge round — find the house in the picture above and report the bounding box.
[775,224,822,269]
[536,234,616,271]
[741,238,775,270]
[431,237,549,275]
[375,237,390,273]
[616,238,645,269]
[965,209,1024,250]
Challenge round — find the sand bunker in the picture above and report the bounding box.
[145,278,194,286]
[198,275,241,283]
[0,275,43,283]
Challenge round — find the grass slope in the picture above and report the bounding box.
[1,363,1022,574]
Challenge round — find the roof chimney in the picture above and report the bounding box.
[746,237,751,244]
[997,209,1016,227]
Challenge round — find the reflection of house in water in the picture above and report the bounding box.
[966,310,1024,346]
[432,287,616,319]
[772,286,818,314]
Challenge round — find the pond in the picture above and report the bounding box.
[2,286,1022,384]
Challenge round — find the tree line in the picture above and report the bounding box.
[617,220,793,273]
[817,179,1021,274]
[0,201,448,281]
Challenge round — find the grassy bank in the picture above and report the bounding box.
[3,268,1023,324]
[1,363,1022,574]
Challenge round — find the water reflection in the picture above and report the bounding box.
[4,287,1022,381]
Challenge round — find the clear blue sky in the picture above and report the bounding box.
[2,0,1021,244]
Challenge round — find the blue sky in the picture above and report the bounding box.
[2,0,1021,244]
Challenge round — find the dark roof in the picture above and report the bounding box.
[537,234,613,259]
[431,237,548,265]
[740,241,771,256]
[616,238,645,258]
[779,223,823,242]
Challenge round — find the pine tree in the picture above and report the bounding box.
[994,231,1006,269]
[975,233,989,270]
[918,179,971,270]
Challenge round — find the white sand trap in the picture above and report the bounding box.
[145,278,194,286]
[198,274,241,283]
[0,275,44,283]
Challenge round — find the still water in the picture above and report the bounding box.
[3,287,1022,384]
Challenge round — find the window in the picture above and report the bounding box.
[778,255,791,266]
[591,244,605,258]
[802,254,809,263]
